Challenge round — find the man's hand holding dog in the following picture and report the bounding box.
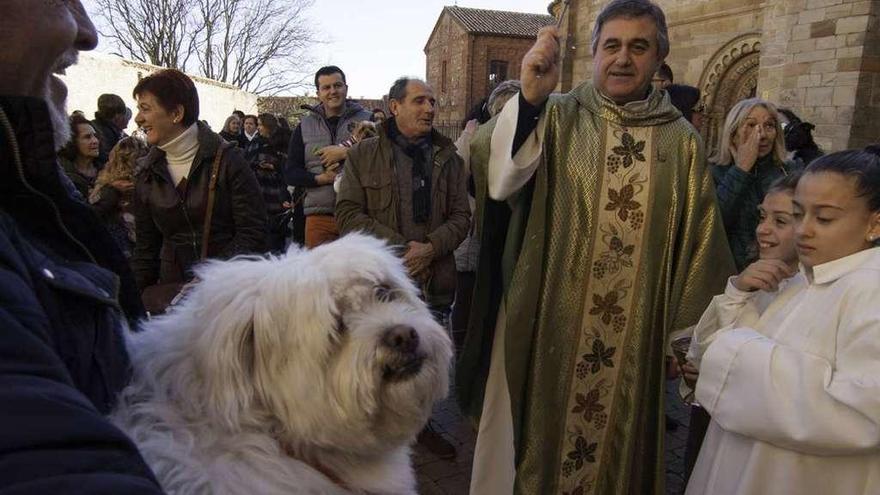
[404,241,434,279]
[317,145,348,168]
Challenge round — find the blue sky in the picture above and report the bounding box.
[80,0,552,98]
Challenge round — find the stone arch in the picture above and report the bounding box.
[698,33,762,158]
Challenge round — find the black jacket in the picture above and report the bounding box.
[0,96,162,493]
[91,116,122,167]
[131,123,267,290]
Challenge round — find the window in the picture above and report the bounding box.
[441,61,448,93]
[488,60,509,90]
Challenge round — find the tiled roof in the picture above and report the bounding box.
[444,6,555,38]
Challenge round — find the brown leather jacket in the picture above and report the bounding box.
[336,125,470,306]
[131,123,267,291]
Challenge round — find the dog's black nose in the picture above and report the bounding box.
[382,325,419,354]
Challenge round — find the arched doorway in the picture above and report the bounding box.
[698,34,762,158]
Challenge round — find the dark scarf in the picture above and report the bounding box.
[389,119,432,223]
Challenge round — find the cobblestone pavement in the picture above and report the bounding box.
[414,374,692,495]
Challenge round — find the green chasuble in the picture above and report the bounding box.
[457,82,735,494]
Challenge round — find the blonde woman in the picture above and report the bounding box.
[219,114,243,147]
[710,98,801,270]
[90,136,147,257]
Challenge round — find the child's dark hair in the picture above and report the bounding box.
[767,170,802,195]
[805,145,880,211]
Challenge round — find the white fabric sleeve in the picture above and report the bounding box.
[696,295,880,456]
[487,94,547,201]
[687,277,760,366]
[453,129,473,171]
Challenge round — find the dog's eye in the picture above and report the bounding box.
[335,314,346,334]
[374,284,395,302]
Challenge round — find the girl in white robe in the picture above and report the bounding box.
[685,173,802,370]
[686,146,880,495]
[680,172,801,478]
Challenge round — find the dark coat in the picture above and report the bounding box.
[92,184,136,258]
[131,123,267,290]
[91,115,122,167]
[0,96,161,492]
[251,131,289,216]
[59,155,97,199]
[336,125,470,306]
[218,129,240,147]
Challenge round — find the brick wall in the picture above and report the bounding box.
[468,36,535,118]
[426,11,537,124]
[426,13,470,123]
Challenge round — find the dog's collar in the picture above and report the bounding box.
[280,441,377,494]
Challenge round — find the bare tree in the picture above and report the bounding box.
[92,0,316,95]
[94,0,195,69]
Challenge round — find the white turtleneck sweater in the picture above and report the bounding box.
[159,123,200,186]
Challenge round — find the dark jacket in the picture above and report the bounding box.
[242,133,261,164]
[131,122,267,291]
[218,129,240,147]
[91,115,122,167]
[251,131,290,217]
[91,183,135,258]
[0,96,162,492]
[59,155,97,199]
[336,124,470,306]
[712,154,802,270]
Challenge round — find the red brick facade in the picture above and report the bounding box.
[426,13,470,123]
[425,7,552,124]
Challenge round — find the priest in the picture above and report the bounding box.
[457,0,735,493]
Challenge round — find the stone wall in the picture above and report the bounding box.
[759,0,879,150]
[552,0,880,153]
[554,0,765,87]
[61,52,258,134]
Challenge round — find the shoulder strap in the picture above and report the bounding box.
[201,146,224,259]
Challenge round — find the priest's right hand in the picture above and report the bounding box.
[521,26,561,106]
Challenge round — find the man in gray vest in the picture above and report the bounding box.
[284,65,372,248]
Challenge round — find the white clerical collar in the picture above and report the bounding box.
[803,247,880,285]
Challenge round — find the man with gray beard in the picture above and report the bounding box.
[0,1,161,491]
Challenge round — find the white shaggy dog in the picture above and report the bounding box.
[111,234,453,494]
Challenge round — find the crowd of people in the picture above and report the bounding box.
[0,0,877,493]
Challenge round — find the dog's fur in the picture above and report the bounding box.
[112,234,453,494]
